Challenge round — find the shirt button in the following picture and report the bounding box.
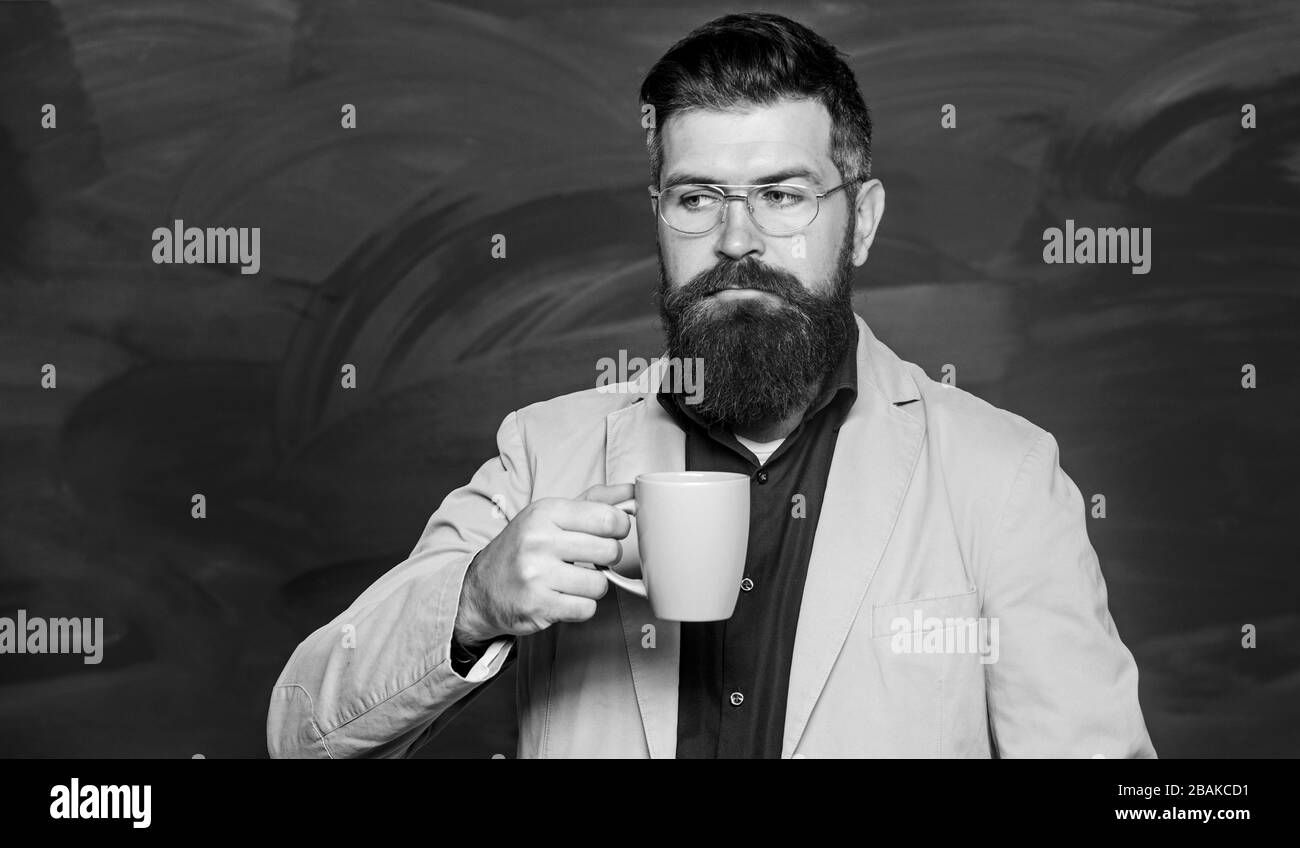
[755,470,769,484]
[729,691,744,707]
[740,577,754,592]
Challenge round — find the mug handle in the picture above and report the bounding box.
[594,498,647,598]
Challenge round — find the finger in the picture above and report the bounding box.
[552,531,622,567]
[546,592,599,624]
[578,483,635,506]
[545,564,610,600]
[546,499,632,539]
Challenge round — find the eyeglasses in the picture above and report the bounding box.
[648,179,860,236]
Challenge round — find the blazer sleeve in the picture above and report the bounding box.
[980,430,1156,758]
[266,410,532,758]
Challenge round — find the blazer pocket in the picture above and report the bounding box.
[871,588,979,639]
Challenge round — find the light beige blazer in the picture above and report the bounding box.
[267,315,1155,758]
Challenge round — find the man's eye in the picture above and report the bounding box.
[761,189,804,206]
[679,192,720,209]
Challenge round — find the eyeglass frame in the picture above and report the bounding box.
[647,178,863,236]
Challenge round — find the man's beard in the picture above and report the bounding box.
[656,226,858,431]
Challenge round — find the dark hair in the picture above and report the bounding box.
[639,11,872,192]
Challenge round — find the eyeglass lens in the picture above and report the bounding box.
[658,185,819,234]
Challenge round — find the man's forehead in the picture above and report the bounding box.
[660,98,837,184]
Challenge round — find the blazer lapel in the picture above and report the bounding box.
[782,316,926,756]
[605,365,685,759]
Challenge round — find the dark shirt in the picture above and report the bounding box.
[658,328,858,758]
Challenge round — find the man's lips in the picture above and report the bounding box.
[707,287,784,300]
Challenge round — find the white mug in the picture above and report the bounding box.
[598,471,750,621]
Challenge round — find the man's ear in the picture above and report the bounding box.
[852,179,885,266]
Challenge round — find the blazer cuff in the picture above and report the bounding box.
[439,550,515,684]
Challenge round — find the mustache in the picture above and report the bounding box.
[671,257,809,303]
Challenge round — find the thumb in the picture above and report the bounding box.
[578,483,635,507]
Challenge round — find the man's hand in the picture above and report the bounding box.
[453,484,634,647]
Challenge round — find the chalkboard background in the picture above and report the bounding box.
[1,0,1297,757]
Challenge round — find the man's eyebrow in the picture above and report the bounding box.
[660,167,824,189]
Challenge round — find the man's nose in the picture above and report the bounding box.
[716,195,763,261]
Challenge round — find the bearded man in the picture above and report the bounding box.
[268,12,1154,759]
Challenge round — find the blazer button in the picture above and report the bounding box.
[755,470,769,484]
[729,691,744,707]
[740,577,754,592]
